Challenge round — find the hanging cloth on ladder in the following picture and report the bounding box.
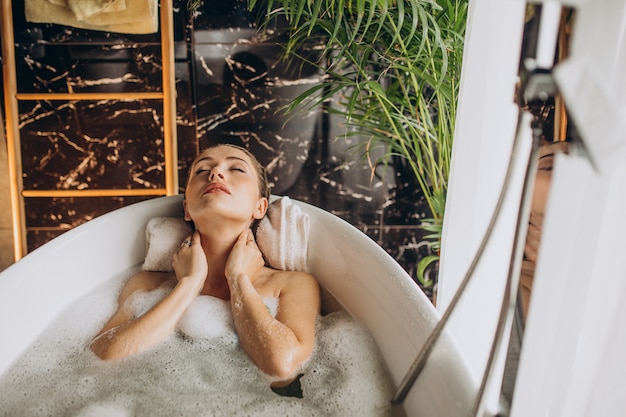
[24,0,158,34]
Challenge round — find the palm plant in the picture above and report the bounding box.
[250,0,468,286]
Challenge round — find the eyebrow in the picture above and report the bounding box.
[194,155,250,166]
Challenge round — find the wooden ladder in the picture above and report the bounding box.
[0,0,178,260]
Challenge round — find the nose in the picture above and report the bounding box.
[209,167,224,180]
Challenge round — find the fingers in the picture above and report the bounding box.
[179,231,199,250]
[173,231,208,284]
[245,229,256,246]
[237,228,255,245]
[190,230,200,246]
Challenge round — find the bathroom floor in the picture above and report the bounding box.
[1,0,436,299]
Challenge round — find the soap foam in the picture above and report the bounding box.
[177,294,235,339]
[74,401,132,417]
[130,285,279,340]
[0,273,404,417]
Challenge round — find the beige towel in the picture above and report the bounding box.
[25,0,157,34]
[68,0,127,21]
[141,197,310,272]
[256,196,310,271]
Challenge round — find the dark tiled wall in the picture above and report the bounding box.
[5,0,435,298]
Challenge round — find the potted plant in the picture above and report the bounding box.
[187,0,468,289]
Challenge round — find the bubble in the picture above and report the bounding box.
[75,401,132,417]
[0,274,400,417]
[177,295,235,339]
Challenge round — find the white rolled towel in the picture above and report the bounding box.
[142,216,192,273]
[256,196,310,272]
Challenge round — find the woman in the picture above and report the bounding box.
[90,144,321,384]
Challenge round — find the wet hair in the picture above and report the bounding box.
[186,143,270,200]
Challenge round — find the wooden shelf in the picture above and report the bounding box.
[1,0,178,260]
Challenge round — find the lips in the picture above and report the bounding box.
[203,182,230,194]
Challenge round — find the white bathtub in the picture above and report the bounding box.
[0,195,474,416]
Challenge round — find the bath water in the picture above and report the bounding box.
[0,271,404,417]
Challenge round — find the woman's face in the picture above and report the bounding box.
[183,145,268,227]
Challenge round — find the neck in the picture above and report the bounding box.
[195,220,249,300]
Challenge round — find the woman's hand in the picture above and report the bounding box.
[172,231,207,294]
[225,229,265,282]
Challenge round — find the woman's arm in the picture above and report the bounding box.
[226,230,320,380]
[91,232,207,360]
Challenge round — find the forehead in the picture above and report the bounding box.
[192,146,252,166]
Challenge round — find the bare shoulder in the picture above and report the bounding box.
[267,268,317,285]
[262,269,320,302]
[118,270,174,302]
